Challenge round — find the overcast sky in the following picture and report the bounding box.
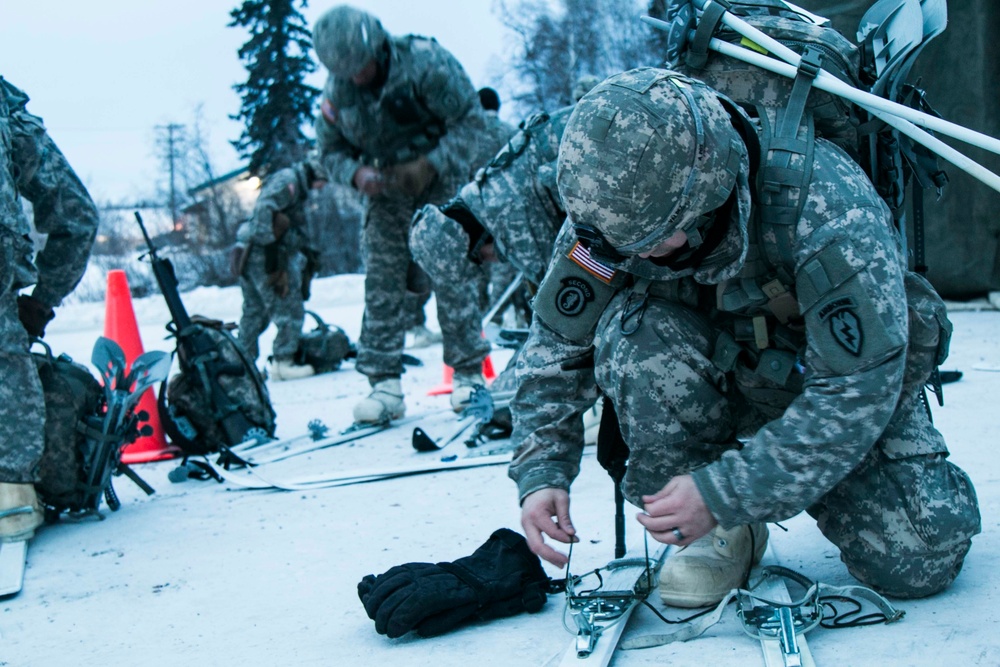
[0,1,512,203]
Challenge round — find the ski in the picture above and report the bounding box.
[748,548,818,667]
[556,544,669,666]
[208,449,516,491]
[0,539,27,598]
[228,409,450,466]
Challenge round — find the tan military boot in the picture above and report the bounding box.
[0,483,44,543]
[450,371,485,412]
[353,378,406,424]
[659,523,768,608]
[269,357,316,382]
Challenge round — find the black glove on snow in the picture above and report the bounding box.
[357,528,550,638]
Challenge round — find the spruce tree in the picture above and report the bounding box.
[230,0,319,176]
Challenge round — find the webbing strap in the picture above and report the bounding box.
[686,0,730,70]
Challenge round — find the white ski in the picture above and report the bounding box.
[750,546,817,667]
[209,448,518,491]
[0,539,27,598]
[226,409,451,466]
[556,545,669,667]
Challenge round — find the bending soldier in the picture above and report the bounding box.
[236,157,327,381]
[512,69,980,604]
[312,5,487,422]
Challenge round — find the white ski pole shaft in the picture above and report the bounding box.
[688,4,1000,155]
[705,38,1000,193]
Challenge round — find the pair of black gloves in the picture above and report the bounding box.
[358,528,551,638]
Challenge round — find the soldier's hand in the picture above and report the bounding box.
[271,211,292,240]
[17,294,55,338]
[521,487,578,567]
[267,270,290,298]
[384,156,437,197]
[352,166,384,196]
[637,475,717,546]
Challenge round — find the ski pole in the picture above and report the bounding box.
[640,11,1000,157]
[702,36,1000,193]
[681,1,1000,156]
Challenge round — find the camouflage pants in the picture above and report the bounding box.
[237,246,306,361]
[403,261,433,329]
[356,179,471,381]
[0,290,45,482]
[409,211,491,374]
[592,295,980,598]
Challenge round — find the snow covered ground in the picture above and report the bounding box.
[2,274,998,666]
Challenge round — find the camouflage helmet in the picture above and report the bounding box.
[313,5,388,78]
[557,68,745,259]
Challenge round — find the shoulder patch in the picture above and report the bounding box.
[555,277,595,317]
[568,241,616,284]
[818,296,863,356]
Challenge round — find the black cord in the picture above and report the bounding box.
[820,595,891,628]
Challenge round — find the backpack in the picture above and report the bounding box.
[158,317,277,456]
[34,338,166,518]
[295,310,352,374]
[658,0,948,240]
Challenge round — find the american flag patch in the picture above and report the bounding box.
[568,241,616,284]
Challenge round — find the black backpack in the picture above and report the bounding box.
[295,310,353,374]
[158,316,277,456]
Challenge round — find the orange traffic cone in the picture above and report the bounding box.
[102,270,180,463]
[427,355,497,396]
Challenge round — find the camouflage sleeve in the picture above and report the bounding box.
[314,78,364,188]
[508,314,601,502]
[249,168,301,246]
[10,109,98,308]
[413,40,484,181]
[692,202,910,528]
[508,225,606,501]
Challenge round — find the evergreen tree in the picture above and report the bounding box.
[230,0,319,176]
[497,0,661,115]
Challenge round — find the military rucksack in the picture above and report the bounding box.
[295,310,352,374]
[158,317,277,456]
[656,0,948,241]
[33,338,169,518]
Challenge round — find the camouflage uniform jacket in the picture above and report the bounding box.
[315,34,485,190]
[510,131,929,529]
[243,164,314,252]
[1,77,97,307]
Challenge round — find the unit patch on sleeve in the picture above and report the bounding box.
[818,296,863,356]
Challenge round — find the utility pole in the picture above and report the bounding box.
[155,123,185,229]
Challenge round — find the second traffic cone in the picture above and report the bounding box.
[102,269,180,463]
[427,355,497,396]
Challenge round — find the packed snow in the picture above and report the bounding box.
[2,273,998,666]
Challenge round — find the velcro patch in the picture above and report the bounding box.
[534,252,618,343]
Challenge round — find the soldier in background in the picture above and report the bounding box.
[235,158,326,381]
[0,76,99,541]
[512,70,980,604]
[312,5,488,422]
